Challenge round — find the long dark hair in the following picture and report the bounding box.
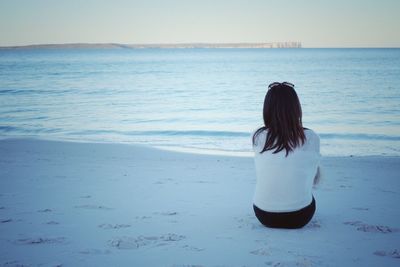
[252,82,306,156]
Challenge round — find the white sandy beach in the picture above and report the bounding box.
[0,138,399,267]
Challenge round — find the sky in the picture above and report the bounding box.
[0,0,399,47]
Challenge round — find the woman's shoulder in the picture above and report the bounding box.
[252,127,267,149]
[303,127,319,139]
[304,128,320,141]
[303,128,320,152]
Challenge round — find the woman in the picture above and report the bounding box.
[252,82,321,229]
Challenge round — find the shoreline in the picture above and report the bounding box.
[1,138,399,266]
[1,136,398,158]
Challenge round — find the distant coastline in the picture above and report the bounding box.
[0,42,302,49]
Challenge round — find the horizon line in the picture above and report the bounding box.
[0,42,399,49]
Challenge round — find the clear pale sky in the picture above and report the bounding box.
[1,0,399,47]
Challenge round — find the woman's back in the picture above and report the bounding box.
[253,128,321,212]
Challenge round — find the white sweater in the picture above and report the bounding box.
[253,128,321,212]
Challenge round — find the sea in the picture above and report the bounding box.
[0,48,399,156]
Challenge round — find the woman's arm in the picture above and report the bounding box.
[313,130,321,186]
[313,166,321,186]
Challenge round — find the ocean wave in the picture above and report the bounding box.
[319,133,400,141]
[129,130,400,141]
[0,125,19,132]
[2,126,399,141]
[0,126,62,134]
[0,88,73,95]
[69,129,251,137]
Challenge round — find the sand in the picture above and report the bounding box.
[0,138,399,266]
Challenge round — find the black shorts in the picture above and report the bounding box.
[253,196,316,229]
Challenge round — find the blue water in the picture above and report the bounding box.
[0,48,399,156]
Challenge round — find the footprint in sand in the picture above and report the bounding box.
[374,249,400,259]
[265,258,315,267]
[152,211,179,223]
[108,233,185,249]
[98,223,131,229]
[1,260,30,267]
[154,211,179,216]
[135,215,152,220]
[79,248,111,255]
[74,204,113,210]
[36,262,63,267]
[351,207,369,211]
[45,221,59,225]
[344,221,400,233]
[265,261,286,267]
[37,208,52,212]
[378,189,398,195]
[250,248,270,256]
[235,214,265,230]
[14,236,66,245]
[181,245,205,252]
[305,220,321,229]
[154,178,174,184]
